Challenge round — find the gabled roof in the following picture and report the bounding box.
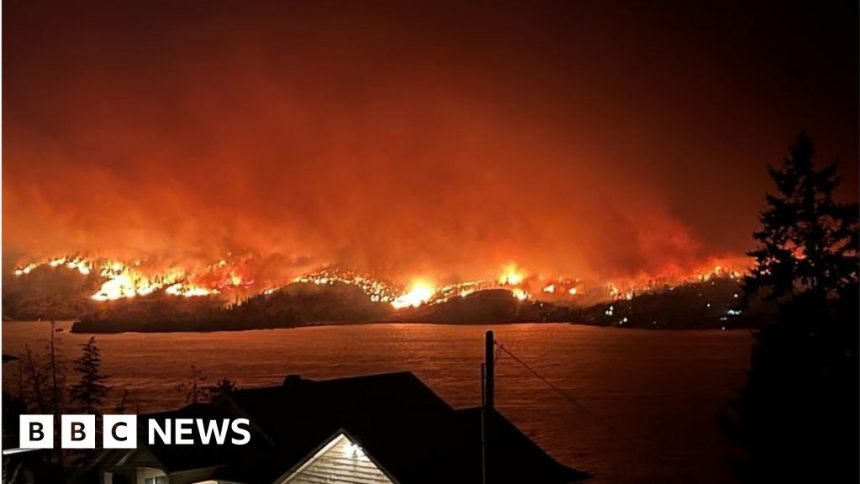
[125,372,586,483]
[136,402,268,474]
[277,430,394,484]
[449,407,588,483]
[215,372,461,483]
[224,371,455,447]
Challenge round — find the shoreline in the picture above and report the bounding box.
[61,318,754,335]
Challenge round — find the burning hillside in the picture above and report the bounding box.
[5,251,749,323]
[10,256,230,302]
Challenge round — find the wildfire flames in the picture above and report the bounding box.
[498,264,525,286]
[14,257,224,301]
[11,254,750,309]
[391,280,436,309]
[14,256,92,277]
[293,266,399,303]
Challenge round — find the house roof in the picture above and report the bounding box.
[273,430,397,483]
[448,407,588,483]
[138,402,269,473]
[131,372,587,483]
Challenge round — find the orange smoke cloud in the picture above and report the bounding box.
[4,1,856,283]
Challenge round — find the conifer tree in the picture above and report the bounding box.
[744,132,858,303]
[725,133,859,482]
[69,337,108,413]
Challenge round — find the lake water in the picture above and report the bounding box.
[2,321,753,482]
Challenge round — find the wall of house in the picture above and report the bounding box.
[136,466,168,484]
[99,466,166,484]
[283,433,392,484]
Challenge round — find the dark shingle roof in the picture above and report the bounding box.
[137,372,587,483]
[139,402,268,473]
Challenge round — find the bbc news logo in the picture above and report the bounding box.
[20,414,251,449]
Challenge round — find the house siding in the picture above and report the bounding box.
[285,434,392,484]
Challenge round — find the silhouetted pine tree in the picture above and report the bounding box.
[69,337,108,413]
[724,133,859,482]
[744,132,858,302]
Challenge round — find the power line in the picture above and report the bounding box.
[494,342,642,449]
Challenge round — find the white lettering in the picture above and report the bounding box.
[175,418,194,445]
[231,418,251,445]
[148,419,171,445]
[196,419,230,445]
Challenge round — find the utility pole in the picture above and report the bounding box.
[485,330,494,410]
[482,330,495,484]
[481,363,487,484]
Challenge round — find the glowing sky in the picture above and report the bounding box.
[4,0,857,281]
